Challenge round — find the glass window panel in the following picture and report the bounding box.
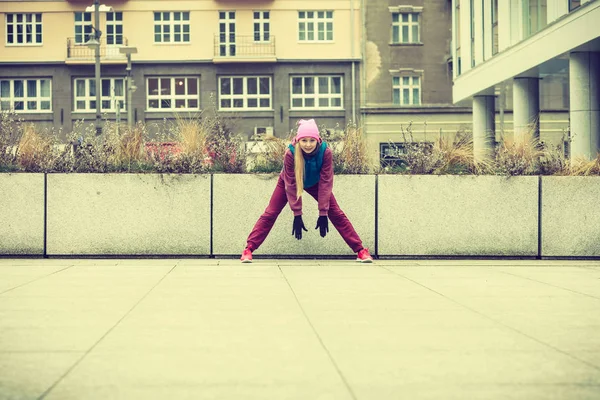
[220,78,231,95]
[413,13,419,22]
[233,99,243,108]
[229,12,235,19]
[248,99,258,108]
[247,78,257,95]
[14,81,23,97]
[332,77,341,94]
[392,13,399,22]
[14,101,24,110]
[89,80,96,96]
[188,99,198,108]
[402,14,409,22]
[393,77,400,85]
[299,12,305,19]
[305,98,315,107]
[392,26,399,43]
[76,100,85,109]
[219,12,226,19]
[332,98,341,107]
[161,78,171,94]
[413,77,420,85]
[292,98,302,107]
[175,78,185,95]
[259,78,270,94]
[40,80,50,97]
[1,101,9,109]
[27,101,37,110]
[318,12,324,18]
[89,100,96,109]
[114,80,124,96]
[403,77,410,85]
[188,79,198,95]
[292,78,302,94]
[220,99,230,108]
[318,77,329,94]
[149,99,159,108]
[101,80,110,96]
[161,99,170,108]
[163,12,170,21]
[1,81,10,97]
[76,80,85,96]
[254,12,260,19]
[412,89,419,104]
[403,89,409,104]
[27,80,37,97]
[259,99,270,108]
[318,98,328,107]
[304,77,314,94]
[175,99,185,108]
[412,26,419,42]
[232,78,243,95]
[148,79,158,94]
[393,89,400,104]
[307,12,314,18]
[183,34,189,41]
[326,11,333,18]
[41,101,50,110]
[402,26,409,43]
[101,100,110,110]
[154,12,160,21]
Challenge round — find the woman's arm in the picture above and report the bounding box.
[282,149,303,215]
[317,148,334,216]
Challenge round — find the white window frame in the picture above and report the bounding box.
[0,78,52,113]
[391,13,421,44]
[73,77,125,113]
[392,74,422,106]
[6,13,43,46]
[153,11,190,43]
[106,11,123,45]
[253,11,270,42]
[290,75,343,110]
[146,76,200,111]
[298,11,333,42]
[219,76,272,111]
[74,12,92,44]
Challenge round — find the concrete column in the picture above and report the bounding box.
[472,95,496,160]
[512,77,540,139]
[569,51,600,160]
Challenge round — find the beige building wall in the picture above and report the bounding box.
[0,0,361,63]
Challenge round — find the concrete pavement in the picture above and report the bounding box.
[1,258,599,399]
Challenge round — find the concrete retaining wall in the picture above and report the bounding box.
[213,174,376,256]
[378,175,539,256]
[0,173,45,255]
[46,174,211,256]
[542,177,600,257]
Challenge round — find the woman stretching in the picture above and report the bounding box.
[240,119,373,263]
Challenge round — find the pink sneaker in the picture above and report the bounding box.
[356,248,373,263]
[240,248,253,263]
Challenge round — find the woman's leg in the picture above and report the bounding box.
[246,177,288,251]
[305,186,364,253]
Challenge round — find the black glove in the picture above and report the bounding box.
[315,216,329,238]
[292,215,308,240]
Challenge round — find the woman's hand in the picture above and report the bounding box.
[315,216,329,238]
[292,215,308,240]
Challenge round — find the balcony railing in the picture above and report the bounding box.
[213,34,276,62]
[66,37,129,62]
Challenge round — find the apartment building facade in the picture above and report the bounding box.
[0,0,362,140]
[452,0,599,159]
[362,0,469,165]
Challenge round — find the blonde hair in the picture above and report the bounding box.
[294,143,304,199]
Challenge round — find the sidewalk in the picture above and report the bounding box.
[1,258,599,400]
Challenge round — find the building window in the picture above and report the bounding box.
[6,13,42,45]
[147,77,199,111]
[392,76,421,105]
[291,76,343,109]
[380,142,432,169]
[74,78,124,112]
[106,12,123,45]
[569,0,581,11]
[0,79,51,112]
[218,11,236,56]
[298,11,333,42]
[392,13,420,44]
[254,11,270,42]
[74,12,92,44]
[219,76,271,110]
[153,12,190,43]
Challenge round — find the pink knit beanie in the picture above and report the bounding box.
[293,119,322,144]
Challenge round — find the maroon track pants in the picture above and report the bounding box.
[246,176,364,253]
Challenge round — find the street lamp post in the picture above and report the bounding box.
[85,0,112,135]
[119,46,138,128]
